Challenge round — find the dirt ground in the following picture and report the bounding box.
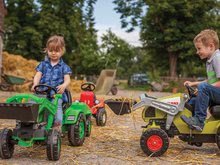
[0,90,219,165]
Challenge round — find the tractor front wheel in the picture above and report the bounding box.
[140,128,169,157]
[46,130,61,161]
[0,129,14,159]
[96,108,107,126]
[68,113,86,146]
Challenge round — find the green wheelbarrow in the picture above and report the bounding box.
[0,74,26,91]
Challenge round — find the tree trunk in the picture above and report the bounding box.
[168,52,177,78]
[0,36,2,83]
[0,0,7,84]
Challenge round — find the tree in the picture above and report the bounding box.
[114,0,220,77]
[77,0,101,75]
[100,29,136,78]
[4,0,42,59]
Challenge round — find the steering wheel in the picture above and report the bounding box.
[34,84,57,98]
[185,84,197,98]
[81,82,96,91]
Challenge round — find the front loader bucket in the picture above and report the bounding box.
[105,99,133,115]
[0,103,39,122]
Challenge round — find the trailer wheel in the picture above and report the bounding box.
[140,128,169,157]
[85,116,92,137]
[68,113,86,146]
[46,130,61,161]
[111,86,118,95]
[0,84,9,91]
[0,129,14,159]
[216,127,220,149]
[96,108,107,126]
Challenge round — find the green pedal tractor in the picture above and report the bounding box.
[0,84,92,161]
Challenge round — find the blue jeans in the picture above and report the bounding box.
[188,82,220,123]
[53,98,63,125]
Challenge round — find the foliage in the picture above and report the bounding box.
[113,0,145,32]
[4,0,220,79]
[113,0,220,77]
[179,60,206,77]
[4,0,42,60]
[100,29,136,78]
[4,0,99,75]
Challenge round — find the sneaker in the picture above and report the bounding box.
[181,115,204,132]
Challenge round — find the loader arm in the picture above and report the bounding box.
[132,93,188,130]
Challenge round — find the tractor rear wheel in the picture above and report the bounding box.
[85,116,92,137]
[0,129,14,159]
[96,108,107,126]
[46,130,61,161]
[68,113,86,146]
[110,86,118,95]
[140,128,169,157]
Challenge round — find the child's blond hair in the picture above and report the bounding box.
[45,35,65,53]
[193,29,219,49]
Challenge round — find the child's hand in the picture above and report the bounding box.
[56,84,67,94]
[184,81,192,86]
[31,84,36,92]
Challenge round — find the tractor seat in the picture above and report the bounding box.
[62,90,72,110]
[80,91,96,108]
[209,105,220,119]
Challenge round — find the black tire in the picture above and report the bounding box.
[96,108,107,126]
[85,116,92,137]
[111,86,118,95]
[216,127,220,149]
[0,129,14,159]
[194,142,203,147]
[0,84,9,91]
[46,130,61,161]
[92,114,96,119]
[140,128,169,157]
[68,113,86,146]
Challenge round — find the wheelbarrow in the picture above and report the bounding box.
[0,74,26,91]
[94,69,118,95]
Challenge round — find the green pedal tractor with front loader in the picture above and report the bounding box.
[0,84,92,161]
